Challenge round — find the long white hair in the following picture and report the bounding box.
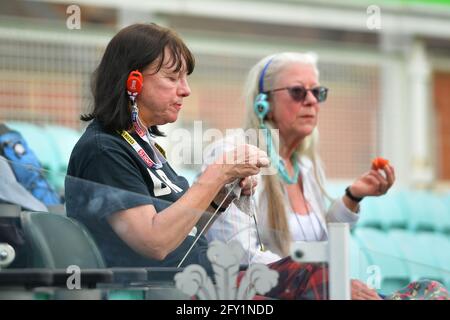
[243,52,330,256]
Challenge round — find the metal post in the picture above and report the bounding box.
[290,223,351,300]
[328,223,350,300]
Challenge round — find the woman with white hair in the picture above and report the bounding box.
[204,52,449,300]
[206,52,394,261]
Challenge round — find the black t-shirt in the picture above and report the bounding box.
[65,120,211,273]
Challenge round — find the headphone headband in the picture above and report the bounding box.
[258,57,274,94]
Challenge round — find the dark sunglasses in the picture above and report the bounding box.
[269,86,328,103]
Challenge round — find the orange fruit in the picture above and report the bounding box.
[372,157,389,170]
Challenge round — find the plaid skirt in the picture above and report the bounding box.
[237,256,329,300]
[237,256,449,300]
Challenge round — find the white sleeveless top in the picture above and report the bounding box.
[288,211,325,242]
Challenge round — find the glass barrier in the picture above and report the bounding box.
[0,160,325,300]
[352,237,450,299]
[1,159,449,300]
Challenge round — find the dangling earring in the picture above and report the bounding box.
[127,70,143,124]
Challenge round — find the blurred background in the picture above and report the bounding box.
[1,0,450,295]
[2,0,450,189]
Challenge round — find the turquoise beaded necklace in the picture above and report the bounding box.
[263,126,300,184]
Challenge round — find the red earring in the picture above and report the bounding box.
[126,70,143,97]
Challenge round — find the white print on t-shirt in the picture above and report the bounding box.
[188,226,197,237]
[147,168,183,197]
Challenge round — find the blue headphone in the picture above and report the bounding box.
[253,58,274,123]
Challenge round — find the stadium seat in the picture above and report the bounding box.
[397,190,450,233]
[377,192,407,230]
[5,121,60,191]
[426,193,450,234]
[353,228,410,294]
[414,232,450,288]
[359,197,383,229]
[43,125,81,191]
[20,211,188,300]
[396,190,435,232]
[20,211,105,269]
[388,230,444,283]
[439,193,450,234]
[357,192,407,230]
[350,235,371,281]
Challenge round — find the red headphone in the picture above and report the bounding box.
[126,70,143,96]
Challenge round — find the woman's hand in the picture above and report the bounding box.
[351,279,382,300]
[213,144,269,185]
[239,176,258,196]
[349,163,395,199]
[207,145,268,207]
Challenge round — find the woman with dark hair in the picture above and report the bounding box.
[65,23,268,274]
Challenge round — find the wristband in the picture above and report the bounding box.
[210,200,228,212]
[345,186,364,203]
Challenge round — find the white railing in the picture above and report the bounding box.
[290,223,351,300]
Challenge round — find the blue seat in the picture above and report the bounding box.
[439,194,450,234]
[43,125,81,191]
[396,190,435,232]
[358,191,407,230]
[414,232,450,288]
[426,194,450,234]
[377,192,407,230]
[350,235,371,282]
[353,228,410,294]
[5,121,60,191]
[399,190,450,233]
[359,197,383,229]
[388,230,444,283]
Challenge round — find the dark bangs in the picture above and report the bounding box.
[152,29,195,75]
[81,23,195,136]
